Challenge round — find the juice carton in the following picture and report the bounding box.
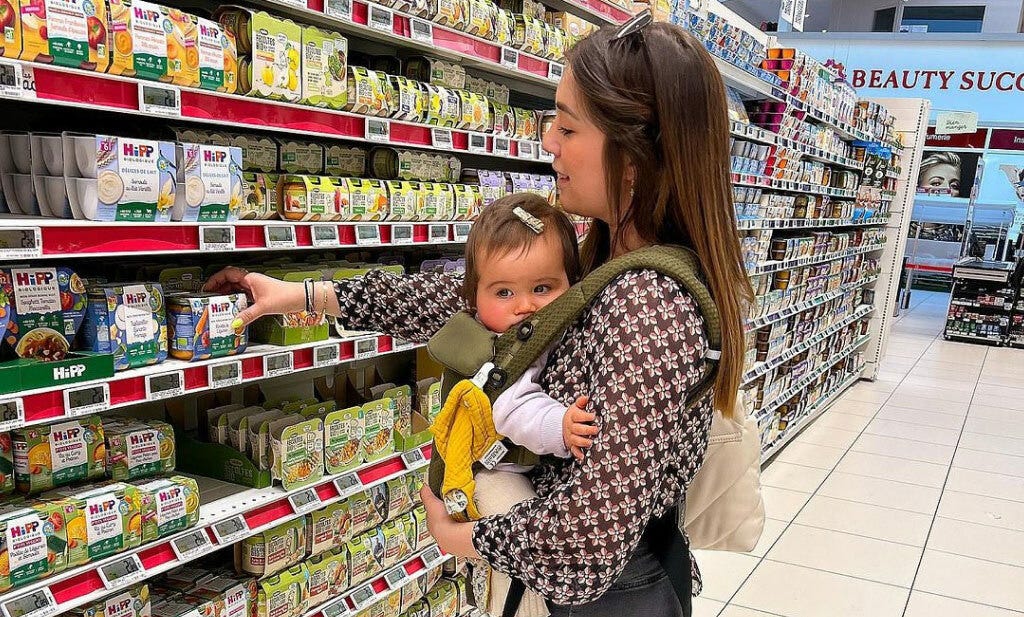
[19,0,111,71]
[42,482,143,566]
[13,416,105,494]
[0,501,67,592]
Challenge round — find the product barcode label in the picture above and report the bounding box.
[392,337,415,352]
[366,117,391,143]
[517,141,537,160]
[428,223,449,244]
[171,529,213,561]
[311,224,341,248]
[211,516,250,544]
[431,128,454,150]
[146,370,185,401]
[314,343,340,368]
[501,47,519,69]
[548,62,563,81]
[97,554,145,589]
[354,337,379,360]
[334,472,363,498]
[288,488,321,514]
[264,224,297,249]
[493,137,511,157]
[198,225,235,251]
[0,61,35,100]
[0,227,42,259]
[264,352,294,377]
[368,5,394,32]
[410,18,434,44]
[421,545,444,567]
[350,584,377,609]
[325,0,353,20]
[64,383,110,416]
[355,224,382,246]
[321,599,352,617]
[138,82,181,117]
[385,566,408,588]
[467,133,488,154]
[402,448,429,470]
[2,588,56,617]
[209,360,243,389]
[453,223,472,243]
[0,398,24,432]
[391,224,414,245]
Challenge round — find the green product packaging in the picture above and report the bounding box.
[13,417,106,494]
[134,475,200,541]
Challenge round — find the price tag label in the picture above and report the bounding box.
[2,588,57,617]
[453,222,471,243]
[334,472,363,498]
[325,0,353,20]
[209,360,243,389]
[401,447,428,470]
[355,224,382,246]
[350,584,378,610]
[365,117,391,143]
[354,336,379,360]
[0,227,42,259]
[97,553,145,589]
[264,352,294,378]
[538,148,554,163]
[501,47,519,69]
[392,337,415,352]
[146,370,185,401]
[64,383,110,416]
[384,566,409,588]
[0,398,24,432]
[368,4,394,32]
[138,82,181,117]
[321,599,352,617]
[311,224,341,248]
[467,133,488,154]
[198,225,235,251]
[547,62,563,81]
[493,137,511,157]
[314,343,340,368]
[389,224,413,245]
[264,224,297,249]
[517,141,537,160]
[0,61,35,100]
[431,128,454,150]
[410,18,434,44]
[211,515,250,544]
[288,487,322,514]
[421,545,444,567]
[171,529,213,561]
[428,223,449,244]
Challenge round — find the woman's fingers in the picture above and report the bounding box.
[203,266,251,294]
[231,303,265,333]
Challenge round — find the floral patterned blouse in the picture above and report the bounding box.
[334,267,714,605]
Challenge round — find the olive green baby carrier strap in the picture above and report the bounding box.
[425,244,723,517]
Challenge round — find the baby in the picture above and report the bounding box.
[460,192,597,616]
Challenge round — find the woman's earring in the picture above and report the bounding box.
[629,185,635,200]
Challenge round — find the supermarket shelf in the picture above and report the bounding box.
[760,367,864,463]
[0,60,551,164]
[0,219,472,260]
[532,0,631,25]
[790,96,874,143]
[0,334,422,432]
[747,243,885,276]
[243,0,564,97]
[949,299,1011,310]
[944,331,1005,344]
[714,57,785,102]
[742,305,874,386]
[757,335,870,419]
[0,443,434,616]
[746,276,879,332]
[731,121,864,171]
[736,216,888,231]
[731,174,858,199]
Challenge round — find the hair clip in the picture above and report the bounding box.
[513,207,545,234]
[613,10,652,41]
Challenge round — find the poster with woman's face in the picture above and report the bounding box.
[917,151,981,198]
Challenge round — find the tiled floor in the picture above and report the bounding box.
[694,291,1024,616]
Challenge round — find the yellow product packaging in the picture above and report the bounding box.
[301,26,348,109]
[304,548,348,606]
[325,146,367,177]
[344,66,390,116]
[134,475,199,542]
[13,417,106,494]
[451,184,480,220]
[104,0,134,76]
[197,16,238,93]
[383,181,421,222]
[102,417,175,481]
[277,175,340,221]
[514,107,539,141]
[322,405,363,474]
[278,140,325,175]
[455,90,489,133]
[246,410,290,470]
[42,482,143,566]
[216,7,301,102]
[237,516,306,577]
[345,178,389,222]
[166,8,199,87]
[513,14,544,55]
[432,0,467,31]
[72,583,150,617]
[546,23,566,61]
[418,183,454,221]
[423,83,459,129]
[0,501,67,592]
[19,0,111,72]
[361,398,395,463]
[0,0,19,59]
[269,416,324,490]
[256,563,309,617]
[494,8,513,46]
[389,75,425,123]
[466,0,495,38]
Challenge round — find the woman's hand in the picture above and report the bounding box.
[419,487,481,559]
[203,267,306,331]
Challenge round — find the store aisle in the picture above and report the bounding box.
[694,291,1024,617]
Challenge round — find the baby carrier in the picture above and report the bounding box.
[426,244,724,615]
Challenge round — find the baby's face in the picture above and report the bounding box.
[475,233,571,333]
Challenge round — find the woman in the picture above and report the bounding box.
[207,14,751,616]
[917,151,962,196]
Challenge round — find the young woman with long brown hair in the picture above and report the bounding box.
[206,13,752,616]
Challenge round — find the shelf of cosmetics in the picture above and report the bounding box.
[0,129,555,222]
[745,316,869,420]
[740,227,885,272]
[0,254,459,392]
[0,0,589,98]
[733,186,888,227]
[729,134,874,193]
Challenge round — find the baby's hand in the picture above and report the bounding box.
[562,396,599,461]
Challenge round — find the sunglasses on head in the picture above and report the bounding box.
[613,9,653,41]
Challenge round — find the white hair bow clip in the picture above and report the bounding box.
[513,207,545,234]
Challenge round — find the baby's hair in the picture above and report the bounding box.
[463,193,581,307]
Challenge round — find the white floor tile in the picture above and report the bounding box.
[811,411,873,433]
[902,373,979,389]
[793,425,861,449]
[945,468,1024,503]
[874,406,965,430]
[893,383,975,403]
[968,404,1024,424]
[746,518,788,558]
[835,451,949,488]
[760,461,830,493]
[795,495,933,546]
[731,561,909,617]
[883,393,970,415]
[829,398,882,418]
[817,472,942,514]
[973,393,1024,411]
[965,416,1024,439]
[952,448,1024,479]
[772,442,847,470]
[915,550,1024,612]
[692,597,726,617]
[863,418,961,446]
[928,516,1024,568]
[904,592,1024,617]
[850,433,956,465]
[760,486,812,522]
[841,388,893,405]
[765,524,922,587]
[937,491,1024,532]
[959,432,1024,457]
[690,551,761,603]
[717,607,781,617]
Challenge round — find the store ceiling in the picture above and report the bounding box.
[725,0,834,32]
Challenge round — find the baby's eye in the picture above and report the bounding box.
[534,285,552,294]
[496,289,513,298]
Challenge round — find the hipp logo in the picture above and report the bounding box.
[88,500,117,516]
[123,143,155,158]
[9,520,40,538]
[211,301,231,314]
[204,150,227,163]
[124,291,149,305]
[132,6,160,22]
[129,432,155,445]
[106,599,131,616]
[199,23,220,38]
[159,488,182,501]
[15,271,54,286]
[53,427,82,442]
